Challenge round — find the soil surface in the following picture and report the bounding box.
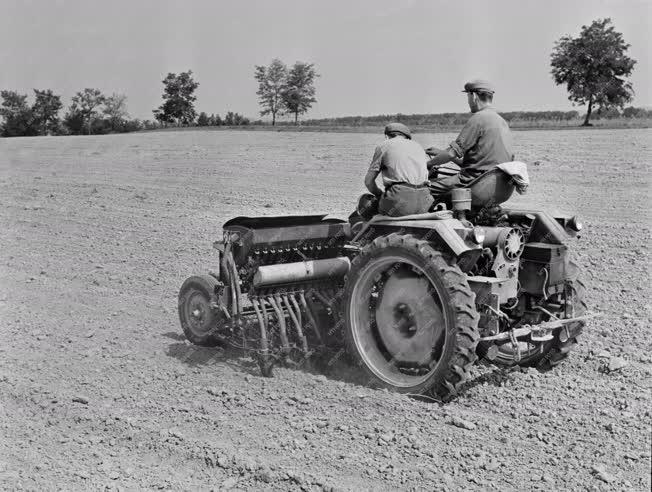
[1,129,650,491]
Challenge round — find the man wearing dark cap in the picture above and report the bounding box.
[427,80,514,196]
[364,122,433,216]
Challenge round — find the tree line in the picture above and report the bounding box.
[0,59,319,137]
[302,107,652,128]
[0,89,148,137]
[151,70,251,128]
[0,18,644,137]
[303,111,581,127]
[0,71,253,137]
[149,60,320,129]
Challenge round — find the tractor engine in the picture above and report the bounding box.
[466,226,525,336]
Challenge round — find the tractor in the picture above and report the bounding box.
[178,163,587,400]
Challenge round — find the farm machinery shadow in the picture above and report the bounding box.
[165,339,260,377]
[163,327,518,401]
[164,328,378,389]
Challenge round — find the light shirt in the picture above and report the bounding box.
[368,136,429,187]
[449,107,514,178]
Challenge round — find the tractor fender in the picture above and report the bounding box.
[356,218,482,259]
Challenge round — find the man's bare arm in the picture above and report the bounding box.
[364,169,383,196]
[427,147,457,169]
[425,146,445,157]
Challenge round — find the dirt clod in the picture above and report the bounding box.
[607,357,628,372]
[591,464,616,483]
[450,417,476,431]
[219,476,239,489]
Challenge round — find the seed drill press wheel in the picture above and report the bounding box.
[178,275,226,347]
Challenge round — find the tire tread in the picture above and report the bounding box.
[343,233,480,401]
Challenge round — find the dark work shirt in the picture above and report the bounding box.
[449,107,514,178]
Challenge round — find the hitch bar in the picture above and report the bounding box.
[480,314,595,342]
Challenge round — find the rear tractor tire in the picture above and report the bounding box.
[178,275,226,347]
[343,233,480,401]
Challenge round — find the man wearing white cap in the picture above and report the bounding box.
[364,122,433,216]
[427,80,514,196]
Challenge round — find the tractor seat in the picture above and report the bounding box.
[433,165,525,210]
[464,167,516,208]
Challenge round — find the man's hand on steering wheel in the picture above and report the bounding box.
[425,146,445,157]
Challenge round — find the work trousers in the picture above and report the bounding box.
[429,173,465,197]
[378,183,434,217]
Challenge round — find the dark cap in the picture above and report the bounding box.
[384,122,412,139]
[462,79,495,94]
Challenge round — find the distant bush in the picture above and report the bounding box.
[303,110,585,128]
[188,111,250,127]
[197,112,210,126]
[62,109,85,135]
[501,111,580,122]
[223,111,250,126]
[142,119,161,130]
[117,119,144,133]
[61,113,144,135]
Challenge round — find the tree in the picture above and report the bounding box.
[282,62,319,124]
[142,119,160,130]
[70,88,106,135]
[103,93,129,131]
[153,109,166,126]
[0,90,36,137]
[197,111,210,126]
[153,70,199,126]
[121,119,143,133]
[209,113,222,126]
[254,59,288,125]
[232,113,249,125]
[63,108,85,135]
[622,106,643,119]
[602,107,621,119]
[550,18,636,126]
[222,111,249,126]
[32,89,62,135]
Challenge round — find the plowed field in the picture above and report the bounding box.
[1,128,650,491]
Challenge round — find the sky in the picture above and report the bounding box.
[1,0,650,121]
